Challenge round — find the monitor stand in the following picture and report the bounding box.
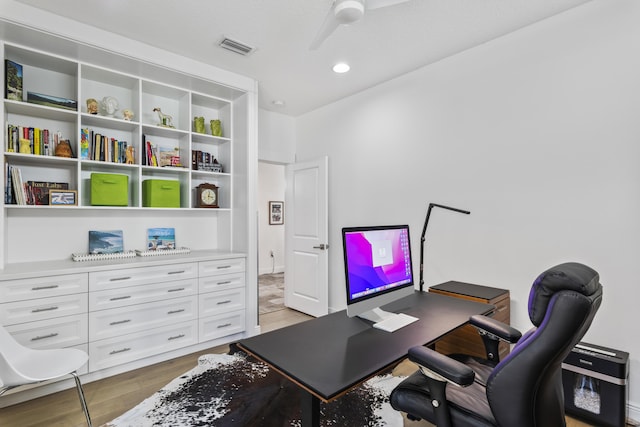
[357,307,419,332]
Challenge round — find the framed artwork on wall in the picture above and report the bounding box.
[269,201,284,225]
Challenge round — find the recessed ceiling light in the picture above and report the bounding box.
[333,63,350,74]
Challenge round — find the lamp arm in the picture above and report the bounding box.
[419,203,471,291]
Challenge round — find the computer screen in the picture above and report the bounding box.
[342,224,415,322]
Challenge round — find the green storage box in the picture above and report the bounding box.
[90,173,129,206]
[142,179,181,208]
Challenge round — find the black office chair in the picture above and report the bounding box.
[390,262,603,427]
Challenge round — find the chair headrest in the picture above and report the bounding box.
[528,262,601,326]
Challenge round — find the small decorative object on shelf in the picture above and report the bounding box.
[54,139,73,158]
[125,146,135,164]
[194,116,205,134]
[135,247,191,257]
[27,92,77,111]
[211,158,223,173]
[49,189,77,206]
[86,98,98,114]
[196,182,219,208]
[89,229,125,254]
[99,96,119,117]
[146,227,175,251]
[19,138,30,154]
[123,108,135,121]
[153,107,174,128]
[72,250,137,262]
[210,119,222,136]
[5,59,23,101]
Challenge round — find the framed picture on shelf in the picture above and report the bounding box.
[49,190,77,206]
[89,230,124,254]
[269,201,284,225]
[147,227,176,251]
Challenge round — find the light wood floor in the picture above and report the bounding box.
[0,308,597,427]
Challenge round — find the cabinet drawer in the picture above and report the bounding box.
[89,278,197,311]
[89,321,197,371]
[0,274,88,303]
[199,310,245,342]
[199,272,245,293]
[89,263,197,291]
[199,258,245,277]
[0,293,88,325]
[89,296,197,341]
[199,288,245,317]
[6,314,87,350]
[492,295,510,323]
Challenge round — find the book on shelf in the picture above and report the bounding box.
[7,124,61,156]
[5,59,23,101]
[81,128,129,163]
[8,165,26,205]
[27,181,69,205]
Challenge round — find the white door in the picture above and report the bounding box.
[284,157,329,317]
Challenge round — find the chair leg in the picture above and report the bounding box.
[71,372,92,427]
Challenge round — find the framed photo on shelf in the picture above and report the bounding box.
[269,201,284,225]
[49,190,77,206]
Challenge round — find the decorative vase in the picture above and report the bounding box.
[194,116,205,134]
[210,119,222,137]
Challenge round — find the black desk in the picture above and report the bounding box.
[238,291,493,426]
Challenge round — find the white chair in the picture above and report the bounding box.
[0,325,92,426]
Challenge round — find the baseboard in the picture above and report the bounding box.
[628,401,640,426]
[258,266,285,275]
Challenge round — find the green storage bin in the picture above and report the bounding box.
[90,173,129,206]
[143,179,180,208]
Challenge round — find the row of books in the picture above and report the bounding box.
[80,128,132,163]
[6,124,67,156]
[142,135,181,167]
[192,150,223,172]
[5,164,69,205]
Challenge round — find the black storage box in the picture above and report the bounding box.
[562,342,629,427]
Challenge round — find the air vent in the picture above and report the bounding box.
[219,37,255,56]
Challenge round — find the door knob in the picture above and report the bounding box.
[313,244,329,250]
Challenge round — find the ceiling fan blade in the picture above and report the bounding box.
[366,0,410,10]
[309,7,340,50]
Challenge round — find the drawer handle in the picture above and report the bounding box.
[496,304,508,312]
[110,277,131,282]
[168,309,185,315]
[110,319,131,326]
[217,300,232,305]
[168,270,185,275]
[168,334,185,341]
[216,265,232,270]
[217,281,232,285]
[110,347,131,355]
[167,288,185,293]
[31,332,58,341]
[31,285,59,291]
[217,323,232,329]
[110,295,132,301]
[31,306,59,313]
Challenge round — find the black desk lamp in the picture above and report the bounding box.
[419,203,470,291]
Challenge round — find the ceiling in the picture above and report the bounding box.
[16,0,593,117]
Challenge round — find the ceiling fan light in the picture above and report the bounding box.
[334,0,365,24]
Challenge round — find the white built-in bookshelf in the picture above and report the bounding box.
[0,17,259,405]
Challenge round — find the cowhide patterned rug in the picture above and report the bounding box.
[105,344,405,427]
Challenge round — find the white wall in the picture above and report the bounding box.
[296,0,640,414]
[258,162,285,274]
[258,109,296,164]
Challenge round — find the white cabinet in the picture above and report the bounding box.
[198,258,246,342]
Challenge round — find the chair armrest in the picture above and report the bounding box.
[469,314,522,344]
[408,346,475,387]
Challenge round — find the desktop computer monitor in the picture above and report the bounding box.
[342,224,417,331]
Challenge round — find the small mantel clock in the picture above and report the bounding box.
[196,183,219,208]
